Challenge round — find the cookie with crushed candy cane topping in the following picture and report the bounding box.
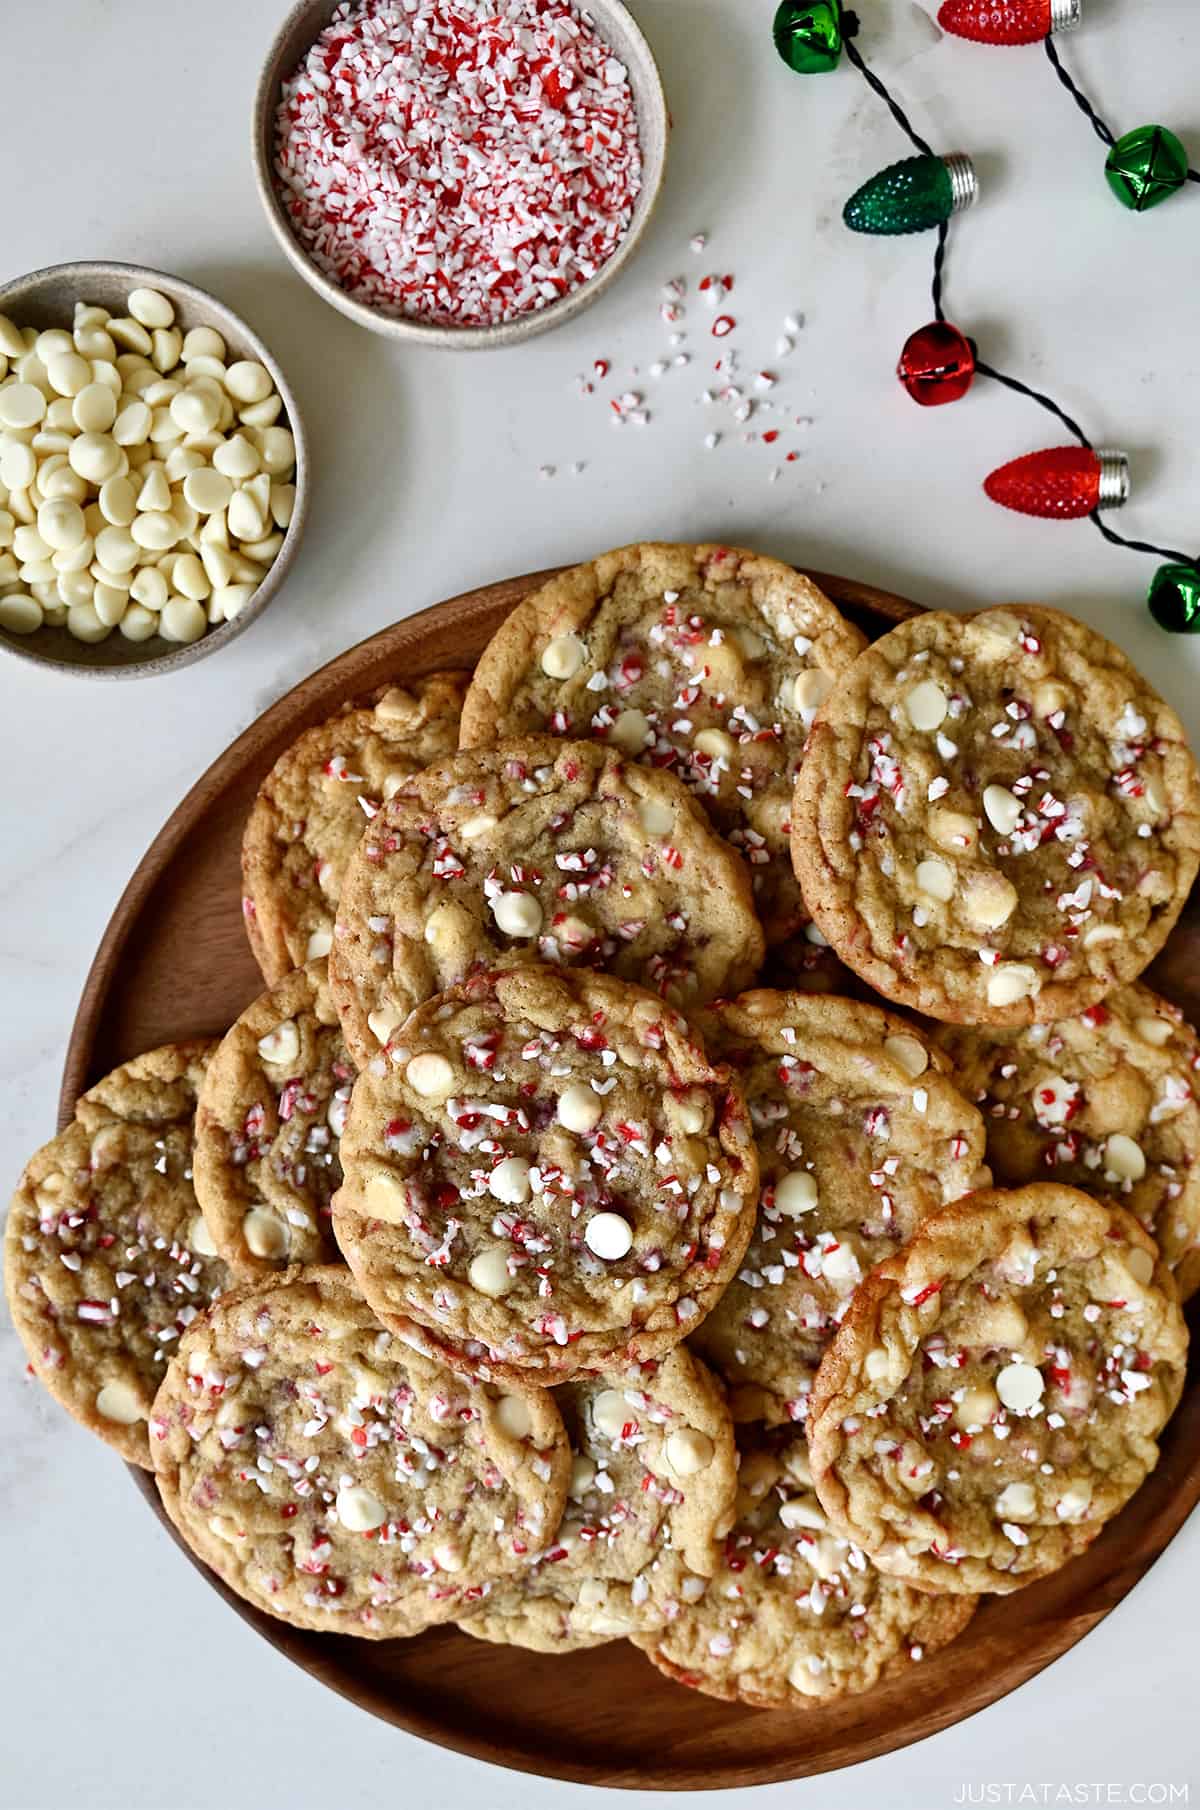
[4,1041,230,1468]
[329,738,764,1067]
[459,543,867,945]
[792,606,1200,1026]
[332,965,759,1386]
[241,672,470,984]
[689,991,987,1425]
[807,1183,1188,1594]
[151,1266,570,1638]
[457,1347,736,1652]
[633,1428,976,1707]
[931,983,1200,1301]
[193,960,353,1275]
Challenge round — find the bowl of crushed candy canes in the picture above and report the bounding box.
[254,0,669,348]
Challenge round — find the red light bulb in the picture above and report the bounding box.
[898,321,975,406]
[937,0,1081,46]
[983,446,1129,520]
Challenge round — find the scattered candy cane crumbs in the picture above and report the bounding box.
[548,231,810,482]
[275,0,643,329]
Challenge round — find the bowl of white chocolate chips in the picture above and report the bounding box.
[0,261,308,678]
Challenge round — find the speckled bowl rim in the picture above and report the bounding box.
[0,260,310,681]
[252,0,669,349]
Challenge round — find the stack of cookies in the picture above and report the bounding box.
[7,543,1200,1711]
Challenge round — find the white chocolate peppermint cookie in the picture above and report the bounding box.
[690,991,986,1425]
[458,1347,736,1652]
[932,984,1200,1301]
[150,1266,570,1638]
[807,1183,1188,1593]
[633,1430,976,1707]
[193,960,354,1275]
[241,673,469,983]
[330,739,764,1067]
[459,543,867,944]
[792,606,1200,1025]
[4,1042,229,1468]
[332,966,759,1385]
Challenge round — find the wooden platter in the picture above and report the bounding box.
[60,567,1200,1790]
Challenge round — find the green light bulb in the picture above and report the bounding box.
[843,153,978,236]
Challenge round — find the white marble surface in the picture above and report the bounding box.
[4,2,1200,1806]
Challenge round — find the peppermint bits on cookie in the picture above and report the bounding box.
[193,960,353,1274]
[459,542,867,945]
[792,605,1200,1024]
[328,738,765,1063]
[150,1267,570,1637]
[806,1183,1188,1594]
[3,1041,228,1467]
[332,967,760,1384]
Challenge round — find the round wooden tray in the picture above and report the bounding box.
[61,568,1200,1791]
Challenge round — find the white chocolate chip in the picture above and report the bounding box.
[983,785,1022,836]
[469,1247,516,1297]
[432,1540,464,1574]
[915,856,955,903]
[963,870,1018,930]
[336,1485,387,1533]
[257,1018,300,1066]
[584,1212,633,1260]
[995,1362,1044,1414]
[986,964,1041,1008]
[905,680,948,732]
[864,1349,891,1383]
[995,1481,1036,1521]
[638,796,674,835]
[591,1389,630,1439]
[1124,1246,1154,1286]
[488,1156,532,1205]
[1103,1133,1146,1182]
[1034,680,1069,717]
[569,1454,597,1497]
[188,1214,219,1257]
[929,810,979,857]
[883,1034,929,1079]
[243,1208,289,1260]
[1055,1480,1093,1521]
[1135,1015,1172,1048]
[694,727,735,762]
[792,668,831,718]
[363,1171,408,1224]
[95,1379,147,1424]
[458,812,497,841]
[495,1393,533,1439]
[406,1052,454,1098]
[775,1170,818,1215]
[492,891,542,938]
[665,1428,715,1476]
[955,1384,997,1430]
[821,1242,862,1293]
[541,634,587,679]
[367,1004,404,1047]
[558,1084,602,1135]
[306,928,333,961]
[610,708,651,755]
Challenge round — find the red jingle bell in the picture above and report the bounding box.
[897,321,976,406]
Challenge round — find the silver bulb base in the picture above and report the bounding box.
[1050,0,1082,34]
[1096,450,1130,511]
[944,153,979,216]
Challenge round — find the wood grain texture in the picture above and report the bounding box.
[58,567,1200,1790]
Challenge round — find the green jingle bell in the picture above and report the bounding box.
[773,0,843,73]
[1148,563,1200,633]
[1105,125,1190,213]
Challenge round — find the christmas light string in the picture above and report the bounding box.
[772,2,1200,631]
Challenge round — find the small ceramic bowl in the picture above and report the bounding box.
[253,0,668,349]
[0,261,309,680]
